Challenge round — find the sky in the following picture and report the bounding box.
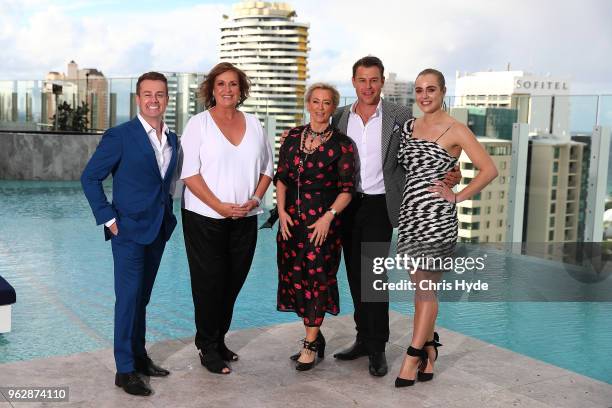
[1,0,611,95]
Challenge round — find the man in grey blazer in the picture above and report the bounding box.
[331,56,458,377]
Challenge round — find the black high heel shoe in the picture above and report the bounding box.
[218,342,239,362]
[290,331,325,361]
[295,335,326,371]
[199,349,231,375]
[395,346,428,387]
[417,332,442,382]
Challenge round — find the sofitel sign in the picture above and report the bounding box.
[515,79,568,90]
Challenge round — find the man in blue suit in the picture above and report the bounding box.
[81,72,178,396]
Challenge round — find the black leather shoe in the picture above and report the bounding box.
[115,372,152,396]
[135,356,170,377]
[333,340,368,360]
[368,352,388,377]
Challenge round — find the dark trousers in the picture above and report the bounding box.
[182,209,257,351]
[341,194,392,352]
[111,227,166,373]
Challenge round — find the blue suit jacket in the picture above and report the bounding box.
[81,117,178,245]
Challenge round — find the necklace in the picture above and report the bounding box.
[297,124,333,216]
[301,124,332,154]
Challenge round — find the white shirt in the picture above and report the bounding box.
[104,115,174,228]
[180,110,274,219]
[346,99,385,194]
[138,113,173,179]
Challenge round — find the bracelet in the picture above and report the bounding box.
[250,195,261,207]
[327,207,337,217]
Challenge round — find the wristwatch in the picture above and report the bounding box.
[327,207,337,217]
[250,195,262,207]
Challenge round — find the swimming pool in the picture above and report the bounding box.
[0,181,610,384]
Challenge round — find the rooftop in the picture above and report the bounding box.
[1,312,610,407]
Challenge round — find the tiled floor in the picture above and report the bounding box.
[1,312,611,408]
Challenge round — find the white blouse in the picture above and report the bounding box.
[180,110,274,219]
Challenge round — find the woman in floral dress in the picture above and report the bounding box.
[274,83,355,371]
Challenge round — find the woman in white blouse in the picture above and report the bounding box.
[180,62,273,375]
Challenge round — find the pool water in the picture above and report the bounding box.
[0,181,611,384]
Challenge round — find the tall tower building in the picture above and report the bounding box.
[163,72,203,135]
[456,138,512,243]
[219,1,309,145]
[454,70,571,139]
[450,106,518,140]
[524,139,584,243]
[382,72,414,110]
[44,61,109,130]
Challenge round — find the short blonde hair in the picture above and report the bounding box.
[305,82,340,108]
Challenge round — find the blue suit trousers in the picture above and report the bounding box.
[111,227,166,374]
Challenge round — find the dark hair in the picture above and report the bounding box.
[199,62,251,109]
[416,68,446,92]
[352,55,385,78]
[136,72,168,95]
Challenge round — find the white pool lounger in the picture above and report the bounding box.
[0,275,15,333]
[0,304,11,333]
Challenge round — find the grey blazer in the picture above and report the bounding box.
[332,99,412,227]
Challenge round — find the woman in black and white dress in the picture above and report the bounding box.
[395,69,498,387]
[180,62,273,375]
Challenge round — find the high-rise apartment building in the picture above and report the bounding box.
[571,134,592,242]
[451,106,517,140]
[454,70,571,139]
[456,138,512,243]
[382,72,414,110]
[163,72,203,135]
[67,61,108,130]
[43,71,77,126]
[219,1,309,145]
[524,139,584,243]
[44,61,109,130]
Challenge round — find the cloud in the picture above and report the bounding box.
[0,2,229,78]
[294,0,612,93]
[1,0,611,94]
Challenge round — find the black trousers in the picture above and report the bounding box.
[182,209,258,351]
[340,194,392,352]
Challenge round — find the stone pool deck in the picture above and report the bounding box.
[1,312,611,408]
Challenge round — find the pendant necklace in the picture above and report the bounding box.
[297,124,332,217]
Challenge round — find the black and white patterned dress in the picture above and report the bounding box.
[397,118,458,271]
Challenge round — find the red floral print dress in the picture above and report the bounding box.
[274,126,355,327]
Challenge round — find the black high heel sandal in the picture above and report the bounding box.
[199,349,231,375]
[395,346,428,387]
[417,332,442,382]
[290,331,325,361]
[295,335,326,371]
[218,342,239,362]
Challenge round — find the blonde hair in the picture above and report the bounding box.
[305,82,340,108]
